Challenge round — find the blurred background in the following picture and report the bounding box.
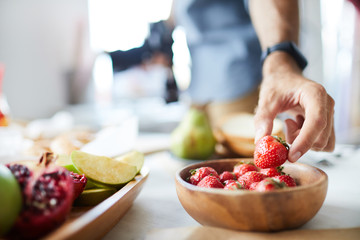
[0,0,359,143]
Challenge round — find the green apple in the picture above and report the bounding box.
[73,188,117,206]
[0,164,22,236]
[115,151,144,174]
[71,151,137,187]
[55,154,78,173]
[55,154,98,190]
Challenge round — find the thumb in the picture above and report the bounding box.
[254,106,277,144]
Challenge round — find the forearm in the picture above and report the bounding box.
[250,0,335,159]
[249,0,299,49]
[249,0,300,76]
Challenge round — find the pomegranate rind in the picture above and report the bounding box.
[70,171,88,200]
[11,165,74,239]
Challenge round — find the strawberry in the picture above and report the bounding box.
[255,178,286,192]
[233,162,258,178]
[219,171,236,183]
[254,135,289,169]
[249,181,259,190]
[189,167,219,185]
[238,171,266,188]
[224,179,236,185]
[260,166,284,177]
[197,175,223,188]
[224,180,246,190]
[273,175,296,187]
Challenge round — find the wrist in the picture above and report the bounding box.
[262,51,302,78]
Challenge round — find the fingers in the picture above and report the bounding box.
[324,123,336,151]
[311,96,335,151]
[288,108,325,162]
[254,74,335,162]
[254,91,279,143]
[288,86,335,162]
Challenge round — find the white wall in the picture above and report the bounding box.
[0,0,90,120]
[300,0,324,84]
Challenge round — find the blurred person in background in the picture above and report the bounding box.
[109,0,336,162]
[108,21,178,104]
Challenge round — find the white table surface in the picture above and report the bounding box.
[102,137,360,240]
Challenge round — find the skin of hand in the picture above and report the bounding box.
[254,52,335,162]
[249,0,335,162]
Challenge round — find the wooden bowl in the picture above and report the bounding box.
[175,159,328,232]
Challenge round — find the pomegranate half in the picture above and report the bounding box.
[7,152,74,239]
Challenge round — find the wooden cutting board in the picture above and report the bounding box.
[43,166,149,240]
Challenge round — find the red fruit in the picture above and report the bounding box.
[7,153,74,239]
[189,167,219,185]
[197,175,223,188]
[254,135,289,169]
[233,162,258,178]
[248,182,260,190]
[255,178,285,192]
[238,171,266,188]
[224,180,246,190]
[69,171,87,200]
[224,179,236,185]
[260,166,284,177]
[219,171,236,183]
[273,175,297,187]
[0,110,8,126]
[6,163,32,193]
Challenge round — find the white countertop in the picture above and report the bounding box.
[102,139,360,239]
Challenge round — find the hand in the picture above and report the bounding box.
[254,52,335,162]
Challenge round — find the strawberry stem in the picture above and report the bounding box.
[273,135,290,150]
[276,166,285,175]
[189,169,197,175]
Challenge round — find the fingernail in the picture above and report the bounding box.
[290,152,301,162]
[254,126,265,144]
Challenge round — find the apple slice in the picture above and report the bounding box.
[73,188,117,206]
[115,151,144,174]
[56,154,78,172]
[55,154,97,190]
[71,151,137,187]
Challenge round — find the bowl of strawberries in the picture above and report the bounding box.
[175,136,328,232]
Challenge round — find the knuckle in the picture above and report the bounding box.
[313,116,327,130]
[311,146,323,152]
[314,84,327,96]
[328,96,335,110]
[312,140,327,150]
[324,143,335,152]
[307,82,327,99]
[324,138,336,152]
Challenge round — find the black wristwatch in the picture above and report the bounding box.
[260,41,308,70]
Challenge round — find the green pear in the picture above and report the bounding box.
[170,107,216,160]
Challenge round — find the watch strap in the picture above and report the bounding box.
[261,41,308,70]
